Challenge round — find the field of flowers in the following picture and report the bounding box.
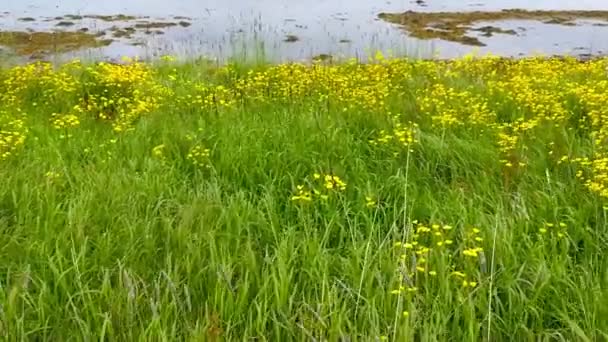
[0,54,607,340]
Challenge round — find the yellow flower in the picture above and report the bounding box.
[365,196,376,208]
[291,195,312,202]
[45,171,61,181]
[463,280,478,288]
[160,55,176,62]
[187,145,211,168]
[323,174,347,191]
[152,144,165,158]
[463,248,482,257]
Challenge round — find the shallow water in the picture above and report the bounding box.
[1,0,608,62]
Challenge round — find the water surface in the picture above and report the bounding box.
[1,0,607,61]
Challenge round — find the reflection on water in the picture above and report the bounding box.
[0,0,607,62]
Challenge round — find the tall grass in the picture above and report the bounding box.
[0,55,606,340]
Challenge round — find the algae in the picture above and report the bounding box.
[84,14,137,22]
[284,35,299,43]
[312,54,333,62]
[473,26,517,37]
[144,30,165,35]
[56,21,75,27]
[134,22,178,29]
[378,9,608,46]
[110,26,136,39]
[0,30,112,56]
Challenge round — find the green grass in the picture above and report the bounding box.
[0,57,607,341]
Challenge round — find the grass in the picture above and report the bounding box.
[378,9,608,46]
[0,54,607,340]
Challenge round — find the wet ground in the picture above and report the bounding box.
[0,0,607,62]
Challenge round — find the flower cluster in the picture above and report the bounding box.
[391,222,487,303]
[186,145,211,168]
[538,222,567,239]
[0,115,28,160]
[291,173,347,203]
[51,113,80,130]
[417,83,495,128]
[152,144,166,160]
[369,122,419,154]
[83,60,170,132]
[45,171,61,182]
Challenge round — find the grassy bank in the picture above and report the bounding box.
[0,54,607,340]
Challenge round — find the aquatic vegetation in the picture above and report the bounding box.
[283,34,300,43]
[0,54,606,340]
[0,30,112,56]
[83,14,138,22]
[379,9,608,46]
[64,14,84,20]
[134,21,178,29]
[0,15,193,58]
[56,21,75,27]
[110,26,137,39]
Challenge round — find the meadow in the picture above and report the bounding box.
[0,54,607,341]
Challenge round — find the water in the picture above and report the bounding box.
[1,0,608,62]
